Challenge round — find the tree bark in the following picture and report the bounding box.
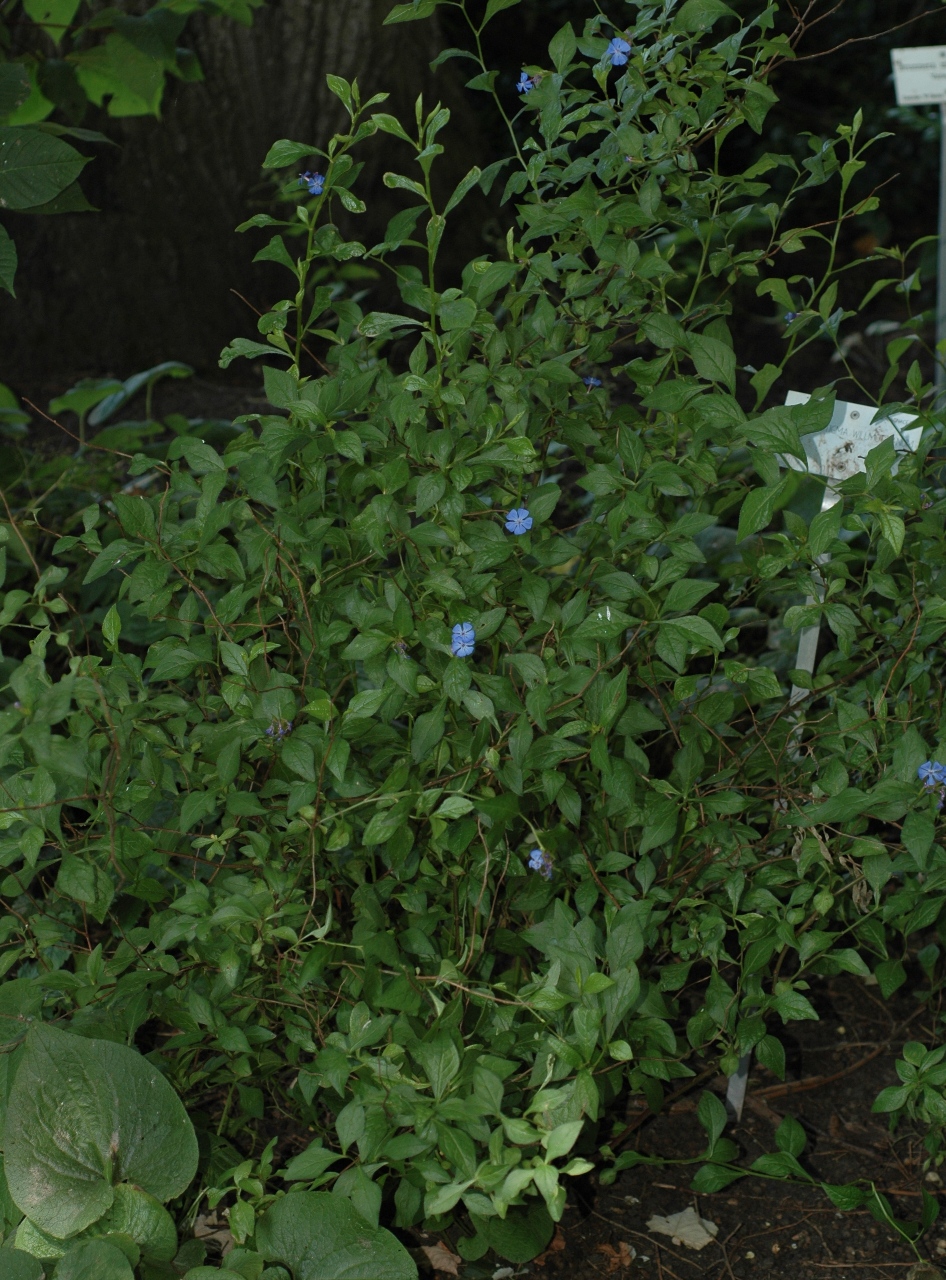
[0,0,483,385]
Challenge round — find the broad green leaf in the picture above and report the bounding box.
[477,1200,554,1263]
[22,0,82,44]
[0,1247,43,1280]
[256,1191,417,1279]
[54,1240,134,1280]
[0,979,43,1047]
[73,36,165,116]
[89,1183,177,1262]
[0,126,86,210]
[4,1025,198,1237]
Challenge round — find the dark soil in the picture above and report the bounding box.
[448,974,946,1280]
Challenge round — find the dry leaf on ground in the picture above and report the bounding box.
[419,1242,462,1275]
[534,1225,566,1265]
[594,1241,637,1272]
[646,1206,718,1250]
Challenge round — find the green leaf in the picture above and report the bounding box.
[371,113,414,144]
[688,333,736,391]
[87,1183,177,1262]
[72,36,165,116]
[411,702,445,762]
[262,138,319,169]
[673,0,737,31]
[808,500,841,557]
[0,1247,45,1280]
[53,1240,134,1280]
[219,338,291,369]
[548,22,577,72]
[282,1142,342,1182]
[822,1183,869,1211]
[774,1114,806,1157]
[478,1201,554,1263]
[690,1163,745,1193]
[737,482,785,541]
[0,221,17,296]
[4,1025,198,1237]
[362,797,412,846]
[56,855,114,922]
[0,64,32,119]
[663,579,717,614]
[697,1091,728,1148]
[0,126,86,210]
[484,0,521,19]
[544,1120,583,1161]
[256,1191,417,1279]
[0,979,43,1047]
[443,166,482,217]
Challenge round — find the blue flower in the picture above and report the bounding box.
[583,375,602,388]
[299,171,324,196]
[267,717,293,740]
[528,848,554,880]
[516,71,535,94]
[451,622,475,658]
[605,37,631,66]
[918,761,946,788]
[505,508,533,535]
[784,311,799,323]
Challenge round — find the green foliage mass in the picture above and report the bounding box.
[2,0,946,1272]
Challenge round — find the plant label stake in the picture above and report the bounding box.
[725,392,919,1122]
[891,45,946,398]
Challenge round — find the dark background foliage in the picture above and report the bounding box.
[0,0,944,389]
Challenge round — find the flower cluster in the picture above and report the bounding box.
[504,507,532,535]
[528,848,554,880]
[516,71,536,94]
[919,761,946,809]
[451,622,475,658]
[605,36,631,66]
[266,717,294,740]
[299,171,324,196]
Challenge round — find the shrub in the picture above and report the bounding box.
[1,0,944,1271]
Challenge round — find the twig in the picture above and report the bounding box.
[229,289,331,374]
[756,1004,925,1099]
[22,399,134,458]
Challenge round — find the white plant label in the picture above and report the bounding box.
[891,45,946,107]
[781,392,920,488]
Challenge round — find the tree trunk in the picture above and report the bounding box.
[0,0,482,386]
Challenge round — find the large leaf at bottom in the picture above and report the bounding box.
[0,1246,44,1280]
[3,1025,198,1238]
[256,1192,417,1280]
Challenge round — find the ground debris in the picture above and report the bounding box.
[594,1241,636,1272]
[646,1206,718,1250]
